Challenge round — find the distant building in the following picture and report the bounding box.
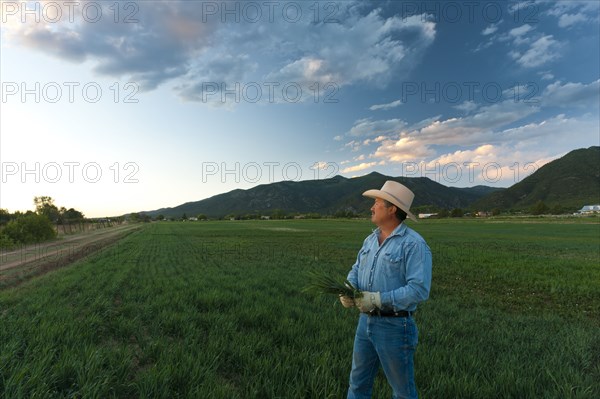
[261,216,270,220]
[476,211,491,217]
[418,213,438,219]
[577,205,600,214]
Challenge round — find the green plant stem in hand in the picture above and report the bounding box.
[303,270,362,299]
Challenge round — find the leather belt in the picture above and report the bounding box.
[367,309,413,317]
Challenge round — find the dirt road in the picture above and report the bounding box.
[0,223,144,287]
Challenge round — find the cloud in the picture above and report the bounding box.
[405,115,443,131]
[421,144,560,186]
[312,161,338,172]
[482,21,502,36]
[341,162,377,173]
[358,99,540,165]
[373,137,436,162]
[2,1,218,91]
[542,79,600,108]
[262,11,436,94]
[482,26,498,36]
[509,24,532,37]
[2,1,437,104]
[453,101,478,113]
[414,101,539,144]
[370,113,598,186]
[346,118,407,137]
[508,24,534,44]
[510,35,562,68]
[494,12,566,70]
[544,1,600,27]
[558,13,588,28]
[264,56,341,88]
[344,140,363,152]
[508,1,536,15]
[360,135,389,146]
[369,99,402,111]
[426,144,500,166]
[474,20,504,52]
[341,131,394,153]
[497,114,595,147]
[473,39,494,52]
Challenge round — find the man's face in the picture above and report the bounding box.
[370,198,395,225]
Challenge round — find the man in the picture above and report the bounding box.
[340,180,432,399]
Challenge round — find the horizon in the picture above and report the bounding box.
[0,167,532,217]
[133,170,511,217]
[2,1,599,218]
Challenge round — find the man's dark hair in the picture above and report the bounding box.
[383,199,407,222]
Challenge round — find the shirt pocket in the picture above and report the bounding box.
[358,248,371,268]
[382,251,404,280]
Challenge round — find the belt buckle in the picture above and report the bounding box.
[368,308,382,317]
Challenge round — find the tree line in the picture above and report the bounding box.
[144,200,576,222]
[0,196,119,249]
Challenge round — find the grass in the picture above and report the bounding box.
[0,218,599,398]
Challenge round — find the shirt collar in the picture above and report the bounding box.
[372,222,406,238]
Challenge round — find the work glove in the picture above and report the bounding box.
[339,295,355,308]
[355,291,381,313]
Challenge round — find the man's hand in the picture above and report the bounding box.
[339,295,355,308]
[355,291,381,312]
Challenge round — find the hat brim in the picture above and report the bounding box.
[363,189,418,222]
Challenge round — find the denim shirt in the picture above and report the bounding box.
[347,223,432,312]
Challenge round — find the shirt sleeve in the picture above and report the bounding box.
[346,247,362,290]
[347,234,372,290]
[380,240,432,311]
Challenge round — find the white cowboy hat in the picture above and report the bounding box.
[363,180,417,222]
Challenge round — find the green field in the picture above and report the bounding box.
[1,219,599,398]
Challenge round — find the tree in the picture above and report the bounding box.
[450,208,464,218]
[551,204,564,215]
[3,214,57,244]
[271,209,286,219]
[197,214,207,221]
[0,233,15,249]
[0,208,11,225]
[62,208,85,221]
[334,209,357,218]
[34,196,60,222]
[530,200,549,215]
[437,209,449,218]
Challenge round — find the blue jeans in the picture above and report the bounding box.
[347,313,419,399]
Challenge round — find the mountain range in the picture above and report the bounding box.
[138,146,599,218]
[142,174,501,218]
[472,146,599,210]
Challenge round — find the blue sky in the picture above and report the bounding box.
[1,0,599,217]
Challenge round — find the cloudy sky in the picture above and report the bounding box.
[1,0,599,217]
